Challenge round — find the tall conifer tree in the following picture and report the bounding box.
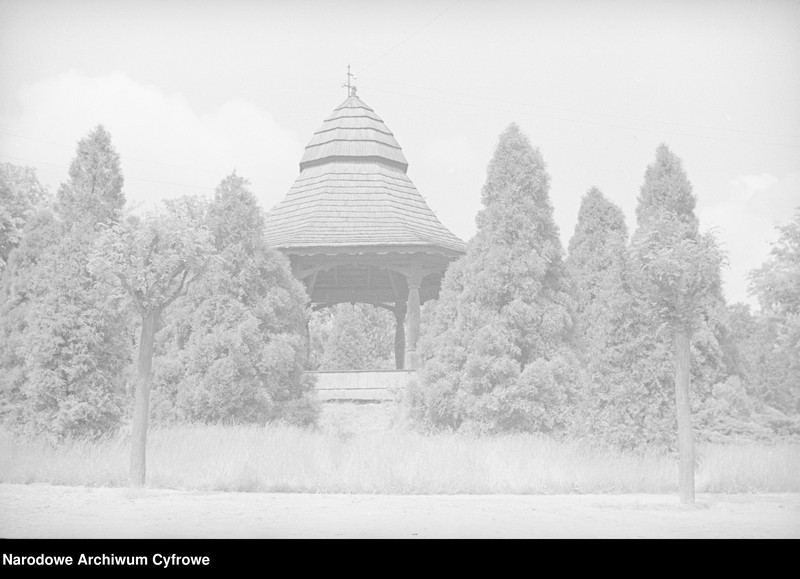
[149,174,317,428]
[57,125,124,228]
[566,188,637,443]
[0,163,49,270]
[417,124,576,433]
[567,187,629,348]
[1,128,130,438]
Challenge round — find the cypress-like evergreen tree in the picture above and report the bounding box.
[0,163,49,270]
[1,128,131,438]
[57,125,125,228]
[149,174,318,428]
[565,188,638,444]
[0,165,53,418]
[417,124,576,433]
[567,187,629,351]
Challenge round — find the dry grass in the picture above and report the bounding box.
[2,411,798,494]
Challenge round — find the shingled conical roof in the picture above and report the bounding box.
[264,94,465,255]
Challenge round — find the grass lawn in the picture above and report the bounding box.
[2,402,798,494]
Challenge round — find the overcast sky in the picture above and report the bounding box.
[1,0,798,307]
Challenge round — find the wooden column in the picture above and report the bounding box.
[305,317,312,363]
[304,270,318,363]
[404,259,422,370]
[394,301,406,369]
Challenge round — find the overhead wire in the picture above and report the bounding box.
[0,130,293,189]
[360,84,800,149]
[0,130,223,176]
[343,0,799,150]
[360,76,800,140]
[0,153,216,191]
[4,0,797,191]
[357,0,461,75]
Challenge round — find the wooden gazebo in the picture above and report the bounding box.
[264,89,465,370]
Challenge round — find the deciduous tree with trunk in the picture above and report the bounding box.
[90,197,212,486]
[629,144,725,504]
[747,208,800,415]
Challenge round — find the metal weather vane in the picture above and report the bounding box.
[342,64,357,97]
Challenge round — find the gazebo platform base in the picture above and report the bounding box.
[311,370,415,401]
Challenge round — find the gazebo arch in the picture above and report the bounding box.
[264,89,465,371]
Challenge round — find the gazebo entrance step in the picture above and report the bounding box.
[310,370,415,401]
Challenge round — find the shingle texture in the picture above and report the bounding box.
[264,95,465,255]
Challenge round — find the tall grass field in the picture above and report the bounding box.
[2,405,798,494]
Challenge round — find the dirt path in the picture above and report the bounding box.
[1,484,798,538]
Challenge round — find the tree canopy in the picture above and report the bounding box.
[0,163,49,270]
[747,209,800,414]
[149,174,317,427]
[629,143,726,502]
[1,121,795,462]
[415,123,576,433]
[310,303,395,371]
[57,125,125,228]
[565,188,640,445]
[566,187,629,351]
[1,127,131,439]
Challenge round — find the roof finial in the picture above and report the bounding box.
[342,64,357,97]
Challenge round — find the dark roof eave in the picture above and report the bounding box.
[273,243,466,259]
[299,156,408,173]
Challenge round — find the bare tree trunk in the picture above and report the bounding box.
[673,327,695,504]
[131,309,157,487]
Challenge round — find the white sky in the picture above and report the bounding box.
[1,0,799,307]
